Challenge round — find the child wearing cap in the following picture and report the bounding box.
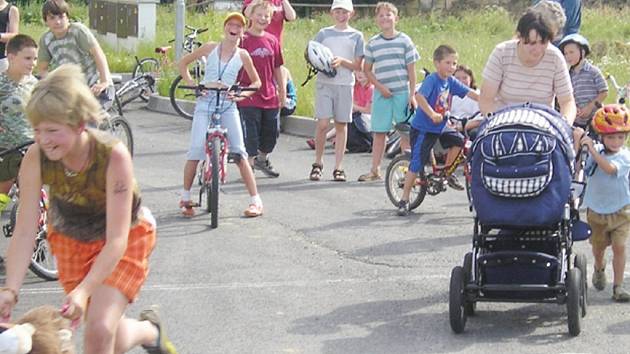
[177,11,264,218]
[308,0,364,182]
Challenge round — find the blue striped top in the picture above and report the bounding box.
[364,32,420,93]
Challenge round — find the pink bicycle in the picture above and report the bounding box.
[181,84,256,228]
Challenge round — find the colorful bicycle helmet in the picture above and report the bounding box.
[301,41,337,86]
[591,104,630,134]
[558,33,591,56]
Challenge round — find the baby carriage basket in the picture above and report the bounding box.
[449,103,592,336]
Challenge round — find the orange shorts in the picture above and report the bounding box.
[48,218,156,302]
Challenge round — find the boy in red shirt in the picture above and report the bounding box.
[239,0,286,178]
[243,0,296,46]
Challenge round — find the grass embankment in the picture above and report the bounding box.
[20,3,630,117]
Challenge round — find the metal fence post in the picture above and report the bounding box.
[175,0,185,60]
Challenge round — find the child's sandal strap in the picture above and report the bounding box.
[310,163,323,181]
[332,169,346,182]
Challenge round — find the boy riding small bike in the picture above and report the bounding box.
[397,45,478,216]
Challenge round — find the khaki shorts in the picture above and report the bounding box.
[0,151,22,182]
[314,83,353,123]
[587,205,630,249]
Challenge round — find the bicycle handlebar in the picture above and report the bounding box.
[0,140,34,160]
[606,72,621,91]
[168,26,209,45]
[185,25,208,34]
[179,84,258,97]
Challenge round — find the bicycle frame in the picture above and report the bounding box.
[204,113,230,185]
[418,116,474,195]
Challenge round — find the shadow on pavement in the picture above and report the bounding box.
[290,297,575,354]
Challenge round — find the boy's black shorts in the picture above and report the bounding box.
[409,127,464,173]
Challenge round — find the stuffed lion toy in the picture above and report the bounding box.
[0,305,74,354]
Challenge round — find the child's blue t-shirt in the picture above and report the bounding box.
[583,145,630,214]
[411,73,469,133]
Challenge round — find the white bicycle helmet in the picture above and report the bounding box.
[558,33,591,56]
[302,41,337,86]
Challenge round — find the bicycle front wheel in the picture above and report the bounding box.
[208,136,220,229]
[100,115,134,156]
[10,202,58,281]
[132,57,160,102]
[169,75,196,120]
[385,154,426,210]
[29,228,58,281]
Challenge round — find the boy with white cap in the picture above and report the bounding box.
[308,0,364,182]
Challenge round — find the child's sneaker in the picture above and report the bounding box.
[139,305,178,354]
[592,267,607,290]
[397,200,409,216]
[179,200,196,218]
[244,203,263,217]
[613,285,630,302]
[447,174,465,191]
[254,157,280,178]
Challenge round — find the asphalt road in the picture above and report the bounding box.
[2,104,629,354]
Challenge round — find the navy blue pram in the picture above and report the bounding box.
[449,103,591,337]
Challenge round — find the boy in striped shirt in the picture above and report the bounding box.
[358,1,419,182]
[558,34,608,129]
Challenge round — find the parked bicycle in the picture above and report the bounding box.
[181,84,257,228]
[112,56,157,107]
[385,113,477,211]
[100,94,134,156]
[125,25,207,119]
[606,72,629,105]
[1,141,58,281]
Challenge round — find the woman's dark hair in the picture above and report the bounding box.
[516,9,554,44]
[455,64,477,90]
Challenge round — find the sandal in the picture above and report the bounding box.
[179,200,198,218]
[310,163,323,181]
[332,169,346,182]
[357,169,382,182]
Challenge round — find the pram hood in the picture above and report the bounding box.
[470,103,576,228]
[473,103,576,174]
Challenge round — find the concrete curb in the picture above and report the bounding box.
[145,94,317,138]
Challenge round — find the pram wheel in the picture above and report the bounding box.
[449,266,468,333]
[574,253,588,317]
[567,268,583,336]
[463,252,476,316]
